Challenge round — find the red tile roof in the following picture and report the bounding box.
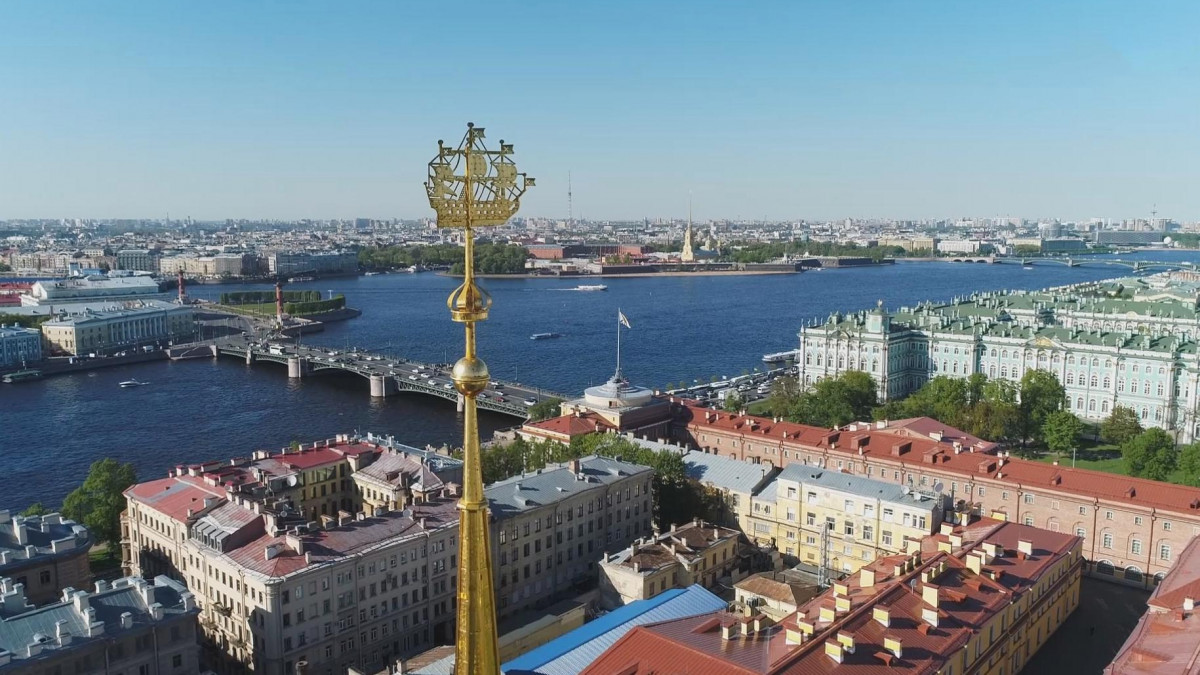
[523,412,616,440]
[584,519,1081,675]
[125,475,227,523]
[1106,536,1200,674]
[682,405,1200,516]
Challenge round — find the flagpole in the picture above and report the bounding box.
[616,307,621,379]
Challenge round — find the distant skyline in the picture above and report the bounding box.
[1,1,1198,222]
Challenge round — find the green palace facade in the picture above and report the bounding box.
[798,272,1200,442]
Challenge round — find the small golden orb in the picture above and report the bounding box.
[452,356,490,395]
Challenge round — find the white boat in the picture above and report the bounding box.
[575,284,608,291]
[119,379,149,388]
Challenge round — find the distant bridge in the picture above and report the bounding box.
[195,338,564,418]
[991,257,1195,272]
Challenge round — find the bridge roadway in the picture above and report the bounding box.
[978,257,1194,271]
[211,337,562,418]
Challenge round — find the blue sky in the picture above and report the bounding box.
[1,1,1197,221]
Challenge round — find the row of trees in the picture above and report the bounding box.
[0,312,51,329]
[221,290,324,305]
[722,240,908,264]
[448,243,530,275]
[283,295,345,315]
[762,370,1070,449]
[358,243,531,275]
[358,244,465,269]
[478,433,718,530]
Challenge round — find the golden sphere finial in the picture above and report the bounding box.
[452,356,489,395]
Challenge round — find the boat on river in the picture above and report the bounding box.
[119,379,149,388]
[575,284,608,291]
[2,369,42,384]
[530,333,563,340]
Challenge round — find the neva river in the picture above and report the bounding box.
[4,250,1200,509]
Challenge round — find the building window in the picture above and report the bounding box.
[1134,516,1143,526]
[882,531,893,546]
[1106,511,1113,521]
[1102,533,1113,549]
[1164,522,1173,532]
[1023,494,1034,505]
[1160,543,1172,562]
[1131,539,1142,555]
[1076,527,1086,538]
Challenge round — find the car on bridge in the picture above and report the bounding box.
[524,397,538,406]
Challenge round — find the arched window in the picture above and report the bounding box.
[989,365,996,377]
[953,362,959,374]
[1089,399,1096,412]
[1002,350,1009,359]
[1144,382,1151,395]
[1103,377,1111,388]
[1001,366,1008,378]
[1091,375,1098,387]
[816,355,822,366]
[1141,407,1149,420]
[1159,367,1166,376]
[1068,355,1075,365]
[806,353,812,365]
[1077,397,1084,410]
[1124,567,1143,583]
[990,348,997,357]
[1066,372,1075,385]
[1155,408,1163,422]
[1133,364,1139,373]
[1105,359,1112,368]
[1092,358,1100,367]
[838,357,844,368]
[1095,560,1116,576]
[1101,401,1109,413]
[1158,383,1165,396]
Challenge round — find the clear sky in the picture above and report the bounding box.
[1,1,1197,222]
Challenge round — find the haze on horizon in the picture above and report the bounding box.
[1,1,1197,223]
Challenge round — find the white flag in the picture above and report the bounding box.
[618,310,631,329]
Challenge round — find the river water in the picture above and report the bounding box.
[4,250,1199,508]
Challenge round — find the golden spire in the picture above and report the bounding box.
[426,123,534,675]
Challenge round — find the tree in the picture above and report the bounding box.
[896,376,970,427]
[22,502,49,517]
[1101,406,1142,446]
[722,392,744,412]
[1043,411,1083,459]
[1018,370,1066,445]
[1180,442,1200,487]
[765,375,801,417]
[527,397,564,422]
[788,371,877,428]
[61,459,138,551]
[1122,428,1176,481]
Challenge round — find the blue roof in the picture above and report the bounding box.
[683,451,776,494]
[501,585,726,675]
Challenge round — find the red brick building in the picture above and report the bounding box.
[673,402,1200,587]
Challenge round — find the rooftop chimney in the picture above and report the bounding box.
[1017,539,1033,556]
[873,606,890,627]
[884,635,903,659]
[721,622,740,641]
[120,611,134,629]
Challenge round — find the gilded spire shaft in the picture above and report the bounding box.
[426,123,533,675]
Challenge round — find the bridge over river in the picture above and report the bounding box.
[173,337,564,418]
[970,256,1196,272]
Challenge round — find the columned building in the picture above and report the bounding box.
[798,273,1200,441]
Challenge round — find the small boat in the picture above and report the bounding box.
[119,379,149,388]
[530,333,563,340]
[289,275,315,282]
[575,284,608,291]
[2,369,42,384]
[364,271,382,276]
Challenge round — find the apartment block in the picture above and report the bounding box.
[0,325,42,368]
[1106,535,1200,674]
[487,456,654,618]
[0,511,92,606]
[582,518,1082,675]
[41,300,195,356]
[598,519,740,609]
[123,437,465,675]
[0,575,200,674]
[744,464,943,573]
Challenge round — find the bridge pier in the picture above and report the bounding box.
[287,357,310,379]
[245,349,254,365]
[369,374,397,398]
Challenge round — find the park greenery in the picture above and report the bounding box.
[218,290,346,317]
[722,240,909,264]
[476,434,718,530]
[61,459,138,553]
[0,312,51,329]
[763,369,1067,452]
[358,242,530,275]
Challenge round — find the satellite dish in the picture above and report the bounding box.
[933,482,945,493]
[287,475,299,487]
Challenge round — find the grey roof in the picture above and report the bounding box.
[684,451,776,494]
[775,464,939,512]
[0,576,196,667]
[485,455,652,520]
[0,512,90,577]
